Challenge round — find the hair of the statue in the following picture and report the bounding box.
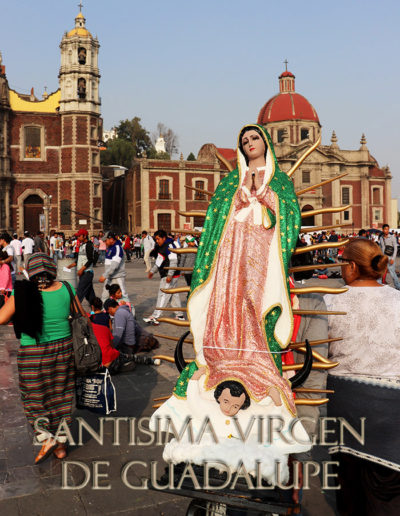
[214,380,251,410]
[238,125,267,165]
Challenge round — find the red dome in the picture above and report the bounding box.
[258,92,319,124]
[279,71,295,78]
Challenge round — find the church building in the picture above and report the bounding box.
[0,10,103,235]
[257,68,394,231]
[126,68,395,235]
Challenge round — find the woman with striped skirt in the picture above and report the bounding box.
[0,253,84,464]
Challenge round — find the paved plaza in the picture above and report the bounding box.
[0,259,337,515]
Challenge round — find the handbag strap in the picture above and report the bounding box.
[61,280,79,316]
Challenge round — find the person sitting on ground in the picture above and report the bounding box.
[90,297,111,330]
[90,322,135,373]
[105,283,135,316]
[106,300,137,354]
[106,299,160,353]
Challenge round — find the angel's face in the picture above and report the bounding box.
[217,388,246,416]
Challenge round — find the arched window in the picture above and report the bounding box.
[78,47,87,65]
[77,78,86,99]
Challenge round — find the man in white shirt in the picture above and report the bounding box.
[11,234,22,272]
[49,232,59,262]
[21,231,34,266]
[141,231,155,272]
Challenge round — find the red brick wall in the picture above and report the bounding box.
[59,182,72,232]
[76,147,89,172]
[76,116,88,144]
[75,180,91,221]
[61,147,72,173]
[63,116,73,145]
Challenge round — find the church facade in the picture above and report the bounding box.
[0,11,103,235]
[257,69,395,231]
[126,69,394,235]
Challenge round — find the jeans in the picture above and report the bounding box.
[387,260,400,290]
[76,271,96,304]
[98,250,106,264]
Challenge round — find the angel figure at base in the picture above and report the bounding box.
[150,124,312,485]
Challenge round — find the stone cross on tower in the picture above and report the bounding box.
[284,59,288,71]
[78,2,83,12]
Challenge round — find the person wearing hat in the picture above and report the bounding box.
[99,232,129,303]
[21,231,34,266]
[68,229,96,304]
[0,253,85,464]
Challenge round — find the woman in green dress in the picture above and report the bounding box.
[0,253,84,464]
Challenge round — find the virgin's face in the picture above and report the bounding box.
[241,130,266,161]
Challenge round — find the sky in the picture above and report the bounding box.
[2,0,400,199]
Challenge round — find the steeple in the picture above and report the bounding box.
[279,61,295,93]
[59,9,100,114]
[330,130,339,149]
[360,133,367,150]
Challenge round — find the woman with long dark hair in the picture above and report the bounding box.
[0,253,84,464]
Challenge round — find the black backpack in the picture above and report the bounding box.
[62,281,102,375]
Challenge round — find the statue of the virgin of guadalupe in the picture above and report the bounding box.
[150,124,312,483]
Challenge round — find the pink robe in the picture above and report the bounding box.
[203,183,295,414]
[0,264,12,292]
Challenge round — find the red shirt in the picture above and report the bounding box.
[92,323,119,365]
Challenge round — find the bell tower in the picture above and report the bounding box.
[59,9,100,113]
[58,7,103,233]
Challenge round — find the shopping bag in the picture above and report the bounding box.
[75,368,117,415]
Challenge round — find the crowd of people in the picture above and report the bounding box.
[1,220,399,514]
[0,225,200,462]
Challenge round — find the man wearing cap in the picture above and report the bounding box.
[68,229,96,304]
[21,231,34,266]
[99,232,129,303]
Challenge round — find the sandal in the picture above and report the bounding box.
[35,438,57,464]
[53,443,67,459]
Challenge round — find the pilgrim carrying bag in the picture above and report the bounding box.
[384,245,395,256]
[62,281,102,375]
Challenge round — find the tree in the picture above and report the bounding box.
[187,152,196,161]
[116,117,154,158]
[100,138,135,169]
[152,122,179,157]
